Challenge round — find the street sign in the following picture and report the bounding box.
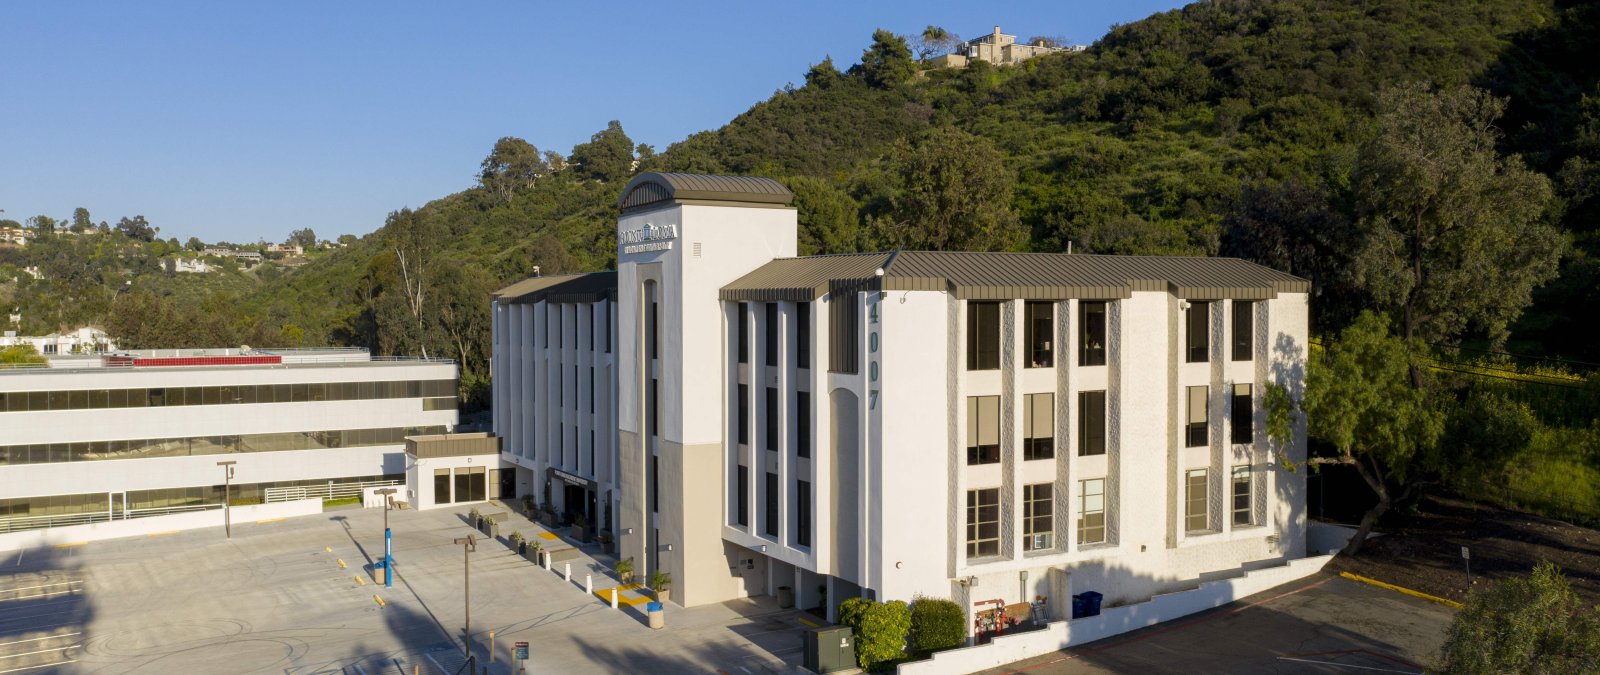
[1461,546,1470,560]
[515,641,529,660]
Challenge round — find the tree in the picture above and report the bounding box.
[789,176,860,255]
[915,26,961,60]
[1351,84,1565,347]
[856,126,1024,251]
[27,215,57,237]
[837,597,911,671]
[478,136,547,202]
[568,121,635,183]
[1438,561,1600,673]
[337,234,358,247]
[0,344,47,365]
[1301,311,1444,555]
[804,57,842,89]
[288,228,317,250]
[185,237,204,252]
[857,29,915,88]
[70,208,92,233]
[115,215,156,242]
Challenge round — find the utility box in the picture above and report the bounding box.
[803,625,856,673]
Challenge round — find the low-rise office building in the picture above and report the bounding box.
[0,348,459,531]
[492,172,1309,629]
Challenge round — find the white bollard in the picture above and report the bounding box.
[543,552,551,571]
[611,587,619,609]
[585,574,592,595]
[564,562,571,582]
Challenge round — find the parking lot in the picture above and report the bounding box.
[0,505,816,674]
[983,573,1456,675]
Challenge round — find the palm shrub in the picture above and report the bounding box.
[1438,561,1600,673]
[614,557,635,584]
[909,596,966,653]
[837,597,912,671]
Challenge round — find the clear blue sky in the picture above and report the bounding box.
[0,1,1185,244]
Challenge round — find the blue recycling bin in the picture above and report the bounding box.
[1071,594,1086,619]
[1081,591,1103,617]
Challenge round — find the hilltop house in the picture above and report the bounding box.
[930,26,1085,69]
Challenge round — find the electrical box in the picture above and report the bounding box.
[803,625,856,673]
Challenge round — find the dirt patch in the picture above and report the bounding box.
[1326,494,1600,605]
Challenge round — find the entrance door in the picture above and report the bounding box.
[488,468,501,500]
[498,470,516,500]
[562,483,585,525]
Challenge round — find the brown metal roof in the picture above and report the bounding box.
[494,271,617,305]
[618,172,794,212]
[721,251,1308,301]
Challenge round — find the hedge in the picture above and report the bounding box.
[910,596,966,653]
[837,597,912,671]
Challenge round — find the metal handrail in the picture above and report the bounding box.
[0,355,454,371]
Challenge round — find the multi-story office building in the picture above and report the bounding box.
[0,348,458,531]
[492,172,1309,626]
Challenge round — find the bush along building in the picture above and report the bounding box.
[491,172,1310,632]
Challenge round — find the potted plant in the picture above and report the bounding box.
[650,570,672,604]
[481,514,499,538]
[528,539,543,564]
[570,515,587,542]
[509,531,525,554]
[598,531,614,555]
[521,495,534,515]
[615,557,635,585]
[469,506,482,529]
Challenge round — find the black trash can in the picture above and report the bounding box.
[1071,594,1086,619]
[777,586,795,608]
[1081,591,1103,617]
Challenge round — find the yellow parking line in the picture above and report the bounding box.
[537,532,560,540]
[373,595,385,608]
[797,617,819,628]
[355,575,366,586]
[146,531,178,537]
[1339,571,1463,609]
[255,518,284,524]
[52,542,86,548]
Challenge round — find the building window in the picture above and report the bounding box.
[1232,465,1253,526]
[1078,391,1105,456]
[606,304,613,354]
[797,302,811,369]
[966,488,1000,558]
[1077,478,1105,545]
[1231,383,1252,444]
[1186,468,1210,532]
[434,469,452,504]
[765,387,778,452]
[829,291,859,374]
[586,305,593,351]
[765,303,779,367]
[1025,301,1053,368]
[966,302,1000,371]
[651,455,659,513]
[589,368,595,414]
[1232,300,1253,361]
[1079,301,1106,366]
[965,396,1000,465]
[648,379,658,437]
[1023,483,1053,551]
[737,384,748,445]
[736,303,748,363]
[649,297,659,361]
[1186,386,1208,447]
[1023,393,1054,460]
[764,471,779,536]
[737,464,749,527]
[1186,301,1210,363]
[796,391,811,459]
[796,479,812,547]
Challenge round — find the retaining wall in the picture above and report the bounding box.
[0,499,324,552]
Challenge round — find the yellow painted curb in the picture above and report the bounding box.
[255,518,285,524]
[797,617,820,628]
[537,532,560,540]
[1340,571,1464,609]
[355,575,367,586]
[146,531,178,537]
[338,558,347,569]
[374,595,386,608]
[53,542,86,548]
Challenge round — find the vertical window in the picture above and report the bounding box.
[797,302,811,369]
[1231,383,1252,444]
[1186,386,1208,447]
[648,379,658,437]
[965,488,1000,558]
[828,291,859,374]
[966,302,1000,370]
[764,471,779,536]
[1186,301,1210,363]
[606,304,613,353]
[965,396,1000,465]
[649,298,659,360]
[1186,468,1209,532]
[1025,301,1054,368]
[587,305,593,351]
[1023,393,1054,460]
[765,387,779,451]
[765,303,779,367]
[737,464,749,527]
[434,469,452,504]
[796,479,812,547]
[544,306,551,347]
[1023,483,1053,551]
[589,368,595,414]
[1232,465,1253,526]
[737,302,749,364]
[651,455,659,513]
[1232,300,1253,361]
[1079,301,1106,366]
[796,391,811,459]
[1077,478,1105,545]
[589,430,594,474]
[1077,391,1105,456]
[737,384,749,445]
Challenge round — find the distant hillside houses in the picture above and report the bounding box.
[1,326,117,355]
[201,246,264,263]
[265,243,303,255]
[168,257,216,274]
[930,25,1085,69]
[0,226,32,247]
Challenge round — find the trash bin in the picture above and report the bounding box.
[777,585,795,609]
[803,625,856,673]
[1071,594,1086,619]
[647,601,665,630]
[1080,591,1103,617]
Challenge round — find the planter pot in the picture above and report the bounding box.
[515,542,526,555]
[601,541,614,555]
[655,589,671,604]
[568,525,584,541]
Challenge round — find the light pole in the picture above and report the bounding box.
[216,461,236,538]
[375,487,397,588]
[453,534,476,668]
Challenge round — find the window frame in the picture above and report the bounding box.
[1023,393,1054,460]
[1231,383,1252,445]
[1023,483,1054,551]
[1024,301,1054,368]
[1185,468,1210,533]
[1232,300,1254,361]
[965,487,1001,558]
[965,396,1000,465]
[1186,301,1210,363]
[1185,386,1208,448]
[1077,478,1106,545]
[966,301,1001,371]
[1078,301,1107,366]
[1232,465,1253,527]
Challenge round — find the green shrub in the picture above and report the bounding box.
[1437,561,1600,673]
[909,596,966,653]
[837,597,912,671]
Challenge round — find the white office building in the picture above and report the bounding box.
[0,348,458,531]
[492,172,1310,628]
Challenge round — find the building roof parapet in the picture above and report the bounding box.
[493,271,618,305]
[617,172,793,213]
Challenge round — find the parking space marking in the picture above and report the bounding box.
[50,543,85,549]
[1276,656,1418,673]
[0,582,81,594]
[0,646,77,661]
[0,660,78,674]
[0,633,81,649]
